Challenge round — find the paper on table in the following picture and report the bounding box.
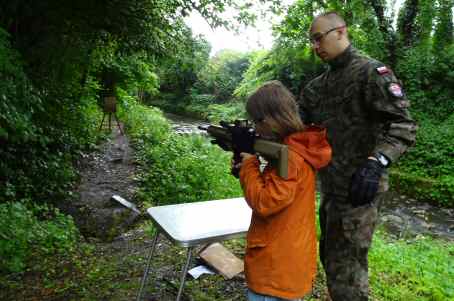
[188,265,216,279]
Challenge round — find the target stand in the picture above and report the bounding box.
[99,96,123,135]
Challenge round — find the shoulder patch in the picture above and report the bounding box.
[388,83,404,98]
[376,66,390,75]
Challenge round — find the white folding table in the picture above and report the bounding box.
[136,197,252,301]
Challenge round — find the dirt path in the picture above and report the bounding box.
[66,124,141,240]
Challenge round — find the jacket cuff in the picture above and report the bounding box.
[372,143,406,164]
[239,156,260,179]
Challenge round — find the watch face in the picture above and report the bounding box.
[378,154,389,166]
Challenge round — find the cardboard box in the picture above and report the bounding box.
[198,242,244,279]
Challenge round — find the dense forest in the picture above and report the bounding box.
[1,0,453,300]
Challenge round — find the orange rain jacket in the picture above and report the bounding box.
[239,127,332,300]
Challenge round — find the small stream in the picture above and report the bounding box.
[379,192,454,240]
[164,112,454,241]
[164,112,210,135]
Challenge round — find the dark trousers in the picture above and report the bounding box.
[319,193,382,301]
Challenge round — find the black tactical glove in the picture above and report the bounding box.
[349,159,385,207]
[222,120,255,178]
[229,124,255,155]
[211,139,230,151]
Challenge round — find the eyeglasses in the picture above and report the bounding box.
[309,25,346,45]
[251,117,264,126]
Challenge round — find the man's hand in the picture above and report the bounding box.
[349,159,385,207]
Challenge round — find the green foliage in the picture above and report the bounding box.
[148,92,246,122]
[121,100,242,206]
[89,41,160,99]
[0,28,41,143]
[138,134,242,205]
[234,45,319,100]
[158,29,211,96]
[369,231,454,300]
[195,49,252,102]
[433,0,454,52]
[0,28,93,203]
[0,202,79,274]
[234,50,277,98]
[203,102,246,123]
[391,115,454,205]
[118,90,171,145]
[0,27,99,204]
[0,0,277,205]
[0,202,35,273]
[399,44,454,121]
[390,41,454,205]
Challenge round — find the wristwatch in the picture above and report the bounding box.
[374,153,390,168]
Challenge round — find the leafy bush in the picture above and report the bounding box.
[0,27,101,204]
[195,50,251,102]
[137,135,242,205]
[204,102,246,123]
[0,202,79,274]
[391,115,454,205]
[118,89,171,146]
[121,99,242,206]
[234,50,277,99]
[396,45,454,122]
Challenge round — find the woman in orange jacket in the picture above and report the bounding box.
[237,80,332,301]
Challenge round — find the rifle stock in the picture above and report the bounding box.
[199,124,289,179]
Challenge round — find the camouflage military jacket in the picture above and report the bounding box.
[299,46,417,197]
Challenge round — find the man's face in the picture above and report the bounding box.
[310,18,344,61]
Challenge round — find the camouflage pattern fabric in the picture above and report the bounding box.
[299,46,417,300]
[319,193,384,301]
[299,46,417,197]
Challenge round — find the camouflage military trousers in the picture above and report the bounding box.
[319,193,383,301]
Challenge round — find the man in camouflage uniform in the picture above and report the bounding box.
[298,12,417,300]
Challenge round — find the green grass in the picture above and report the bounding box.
[369,231,454,301]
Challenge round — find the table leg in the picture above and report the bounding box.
[176,247,194,301]
[136,231,160,301]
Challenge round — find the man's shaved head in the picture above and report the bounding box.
[309,11,350,61]
[311,12,346,30]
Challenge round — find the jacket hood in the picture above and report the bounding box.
[284,126,332,170]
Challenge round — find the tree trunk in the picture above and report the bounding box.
[397,0,419,47]
[368,0,398,67]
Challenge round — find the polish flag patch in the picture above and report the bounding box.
[388,83,404,97]
[376,66,389,75]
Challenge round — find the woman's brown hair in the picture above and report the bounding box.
[246,80,305,139]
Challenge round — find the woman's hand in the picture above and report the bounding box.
[231,157,242,171]
[240,152,255,162]
[231,153,254,171]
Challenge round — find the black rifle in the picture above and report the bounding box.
[199,120,288,179]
